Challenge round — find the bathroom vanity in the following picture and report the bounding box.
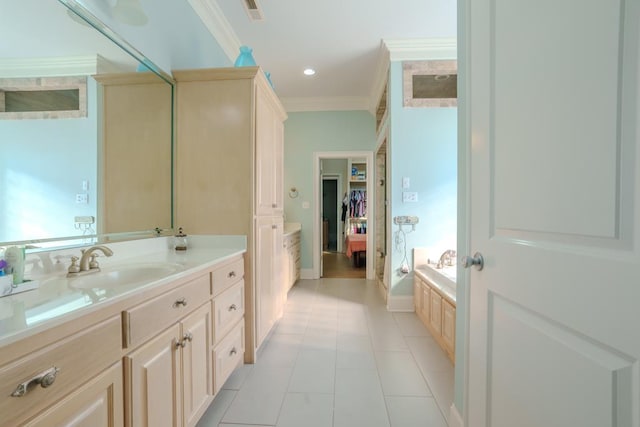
[0,236,246,427]
[413,248,457,363]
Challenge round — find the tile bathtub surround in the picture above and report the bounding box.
[197,278,453,427]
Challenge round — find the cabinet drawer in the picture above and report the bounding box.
[213,322,244,394]
[124,273,210,348]
[0,316,122,427]
[213,280,245,344]
[212,257,244,296]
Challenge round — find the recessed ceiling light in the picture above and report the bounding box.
[303,68,316,76]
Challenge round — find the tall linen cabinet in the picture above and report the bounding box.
[174,67,287,362]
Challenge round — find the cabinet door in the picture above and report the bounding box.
[429,291,442,335]
[442,300,456,358]
[255,86,277,216]
[413,277,422,316]
[255,217,276,347]
[24,362,123,427]
[181,304,213,427]
[255,217,284,348]
[126,324,182,427]
[273,118,284,214]
[421,284,430,323]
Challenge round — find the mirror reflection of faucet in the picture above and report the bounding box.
[67,245,114,277]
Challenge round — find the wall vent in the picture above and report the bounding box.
[242,0,264,21]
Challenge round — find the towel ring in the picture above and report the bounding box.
[289,187,299,198]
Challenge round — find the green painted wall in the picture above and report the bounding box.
[283,111,376,271]
[388,62,458,297]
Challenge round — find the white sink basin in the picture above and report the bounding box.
[70,263,183,290]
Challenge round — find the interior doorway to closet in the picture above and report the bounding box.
[313,152,375,280]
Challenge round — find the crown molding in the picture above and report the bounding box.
[281,96,370,113]
[368,41,391,115]
[188,0,241,63]
[384,37,457,61]
[0,55,111,78]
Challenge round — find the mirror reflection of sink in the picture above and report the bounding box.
[69,263,183,290]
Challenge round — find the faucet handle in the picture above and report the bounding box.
[68,256,80,274]
[89,254,100,270]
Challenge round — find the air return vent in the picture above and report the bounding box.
[242,0,263,21]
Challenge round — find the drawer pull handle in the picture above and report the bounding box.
[11,367,59,397]
[227,271,236,278]
[173,298,187,308]
[228,304,237,312]
[229,347,237,356]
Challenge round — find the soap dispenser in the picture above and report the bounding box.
[174,228,188,251]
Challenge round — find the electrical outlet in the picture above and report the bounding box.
[75,193,88,204]
[402,192,418,202]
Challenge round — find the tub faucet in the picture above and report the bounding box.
[436,249,456,269]
[67,245,113,276]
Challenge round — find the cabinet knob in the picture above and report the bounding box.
[229,347,237,356]
[227,271,236,278]
[272,203,277,208]
[173,298,187,308]
[228,304,237,312]
[184,332,193,342]
[11,367,59,397]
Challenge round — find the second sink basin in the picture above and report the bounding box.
[70,263,183,290]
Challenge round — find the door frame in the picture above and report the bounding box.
[321,173,343,254]
[313,151,375,280]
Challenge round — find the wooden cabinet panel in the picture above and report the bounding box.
[123,273,210,348]
[213,322,245,394]
[181,304,213,427]
[211,257,244,296]
[213,280,245,344]
[421,285,430,323]
[413,277,421,315]
[125,323,182,427]
[0,316,121,427]
[24,362,123,427]
[442,300,456,360]
[429,290,442,335]
[255,217,283,348]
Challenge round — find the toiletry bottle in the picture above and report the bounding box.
[174,228,188,251]
[4,246,25,285]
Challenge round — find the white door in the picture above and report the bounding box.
[466,1,640,426]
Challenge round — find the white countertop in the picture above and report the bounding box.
[0,235,246,347]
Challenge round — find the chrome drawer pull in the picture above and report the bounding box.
[227,271,236,278]
[173,298,187,308]
[228,304,237,312]
[229,347,237,356]
[11,367,59,397]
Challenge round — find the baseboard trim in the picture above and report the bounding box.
[300,268,314,280]
[386,295,414,312]
[449,404,463,427]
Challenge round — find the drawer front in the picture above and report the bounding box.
[213,322,245,394]
[212,257,244,297]
[124,273,210,348]
[0,316,122,427]
[213,280,245,344]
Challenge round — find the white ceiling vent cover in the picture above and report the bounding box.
[242,0,264,21]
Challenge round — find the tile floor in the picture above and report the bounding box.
[197,278,454,427]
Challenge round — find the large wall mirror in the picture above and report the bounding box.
[0,0,173,249]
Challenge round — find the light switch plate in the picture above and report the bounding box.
[402,177,410,189]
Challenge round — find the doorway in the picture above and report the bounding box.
[313,151,375,280]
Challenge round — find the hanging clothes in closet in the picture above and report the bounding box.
[349,190,367,218]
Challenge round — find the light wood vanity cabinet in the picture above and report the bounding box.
[174,67,287,358]
[125,303,212,427]
[283,230,301,293]
[414,274,455,362]
[0,254,246,427]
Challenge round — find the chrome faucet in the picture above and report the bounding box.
[67,245,113,277]
[436,249,457,269]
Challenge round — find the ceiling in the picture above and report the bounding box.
[197,0,457,111]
